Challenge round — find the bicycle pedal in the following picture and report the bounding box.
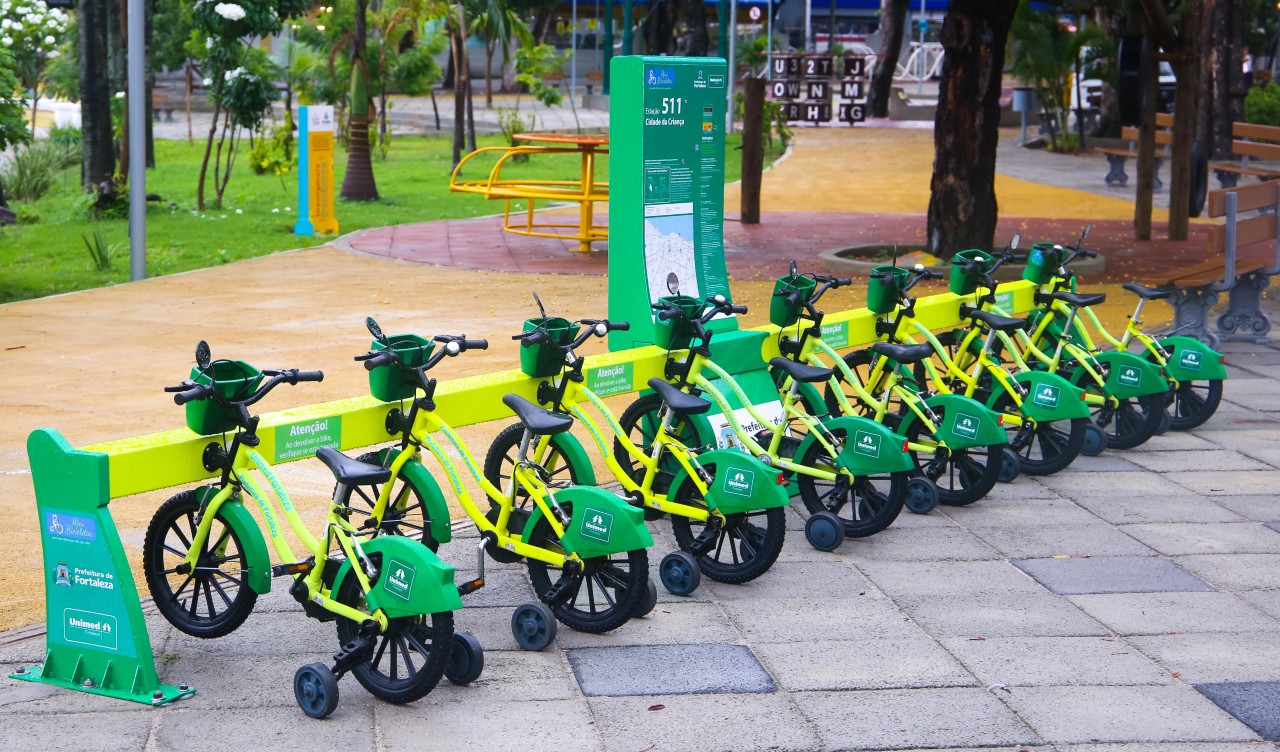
[689,523,723,556]
[457,577,485,596]
[539,574,579,608]
[273,561,312,577]
[332,633,377,674]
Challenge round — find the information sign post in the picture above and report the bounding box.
[294,105,339,237]
[607,56,732,351]
[9,429,195,705]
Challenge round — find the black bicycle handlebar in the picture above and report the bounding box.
[173,384,212,405]
[361,352,396,371]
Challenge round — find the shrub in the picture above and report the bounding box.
[48,124,82,151]
[0,139,78,202]
[81,229,118,271]
[497,108,536,162]
[1245,82,1280,127]
[248,122,295,179]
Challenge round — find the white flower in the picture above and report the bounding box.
[44,34,54,45]
[0,19,10,30]
[114,91,125,99]
[1,36,10,46]
[234,209,243,214]
[219,214,227,219]
[213,2,245,21]
[284,206,291,212]
[46,49,58,58]
[272,208,280,213]
[202,77,212,86]
[205,37,214,49]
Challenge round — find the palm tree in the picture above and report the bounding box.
[467,0,532,108]
[342,0,379,200]
[1008,1,1102,150]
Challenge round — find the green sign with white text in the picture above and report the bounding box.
[274,416,342,462]
[609,56,730,350]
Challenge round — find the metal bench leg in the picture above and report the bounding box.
[1169,286,1220,350]
[1153,158,1163,193]
[1216,271,1273,345]
[1104,153,1128,186]
[1213,169,1240,190]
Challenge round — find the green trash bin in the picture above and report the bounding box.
[867,266,910,315]
[770,274,818,327]
[1023,242,1065,285]
[520,317,579,377]
[949,249,995,295]
[368,333,435,402]
[185,359,264,435]
[653,295,705,350]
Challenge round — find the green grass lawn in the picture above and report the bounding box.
[0,132,783,304]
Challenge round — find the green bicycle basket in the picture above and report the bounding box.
[653,295,705,350]
[770,274,817,327]
[867,266,910,314]
[368,333,435,402]
[1022,242,1065,286]
[520,317,579,378]
[185,359,264,435]
[949,249,995,296]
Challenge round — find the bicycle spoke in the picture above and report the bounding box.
[208,574,235,608]
[396,634,416,676]
[370,633,390,673]
[592,574,617,608]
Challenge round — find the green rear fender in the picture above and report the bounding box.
[666,448,791,515]
[523,486,653,559]
[374,450,453,545]
[898,394,1008,450]
[990,371,1091,421]
[332,535,463,618]
[1157,336,1227,382]
[203,487,272,595]
[1093,350,1170,398]
[793,415,914,475]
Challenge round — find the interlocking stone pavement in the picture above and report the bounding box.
[3,313,1280,751]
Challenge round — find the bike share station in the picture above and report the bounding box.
[10,55,1041,713]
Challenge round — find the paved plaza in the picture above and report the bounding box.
[2,334,1279,750]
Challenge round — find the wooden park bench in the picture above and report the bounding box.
[1096,112,1173,190]
[585,69,604,96]
[1142,179,1280,347]
[1210,122,1280,189]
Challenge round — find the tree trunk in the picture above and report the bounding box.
[341,0,380,200]
[80,0,116,191]
[685,0,710,56]
[1134,30,1157,240]
[1197,0,1245,161]
[925,0,1018,256]
[466,73,477,151]
[451,28,466,167]
[485,42,495,108]
[869,0,909,118]
[145,0,155,168]
[196,83,223,211]
[1167,9,1201,241]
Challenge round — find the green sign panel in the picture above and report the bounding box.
[608,56,731,350]
[820,320,849,349]
[587,363,634,397]
[274,416,342,462]
[12,429,195,705]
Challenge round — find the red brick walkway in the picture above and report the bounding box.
[344,210,1211,283]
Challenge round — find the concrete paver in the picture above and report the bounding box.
[1014,556,1213,595]
[1129,633,1280,683]
[940,635,1173,687]
[568,644,775,696]
[754,636,977,691]
[893,591,1110,638]
[587,692,823,752]
[1066,592,1280,636]
[1196,681,1280,742]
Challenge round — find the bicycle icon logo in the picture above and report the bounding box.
[44,512,96,542]
[48,514,64,535]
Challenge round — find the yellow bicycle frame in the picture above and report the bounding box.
[181,448,387,630]
[382,405,582,569]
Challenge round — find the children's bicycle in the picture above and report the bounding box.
[344,318,653,649]
[1016,230,1227,431]
[645,287,915,553]
[144,342,473,719]
[848,261,1093,476]
[967,241,1170,451]
[769,263,1009,513]
[481,299,791,597]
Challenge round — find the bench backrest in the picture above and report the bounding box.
[1231,122,1280,162]
[1205,181,1280,282]
[1120,114,1175,146]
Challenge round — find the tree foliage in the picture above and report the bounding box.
[1007,0,1101,150]
[0,0,72,129]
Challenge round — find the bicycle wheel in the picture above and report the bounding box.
[796,428,906,538]
[483,422,590,504]
[525,506,649,633]
[334,553,453,704]
[336,451,439,552]
[614,393,702,489]
[1091,390,1165,450]
[143,490,258,638]
[991,389,1086,476]
[901,408,1000,507]
[669,477,785,585]
[1141,352,1224,430]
